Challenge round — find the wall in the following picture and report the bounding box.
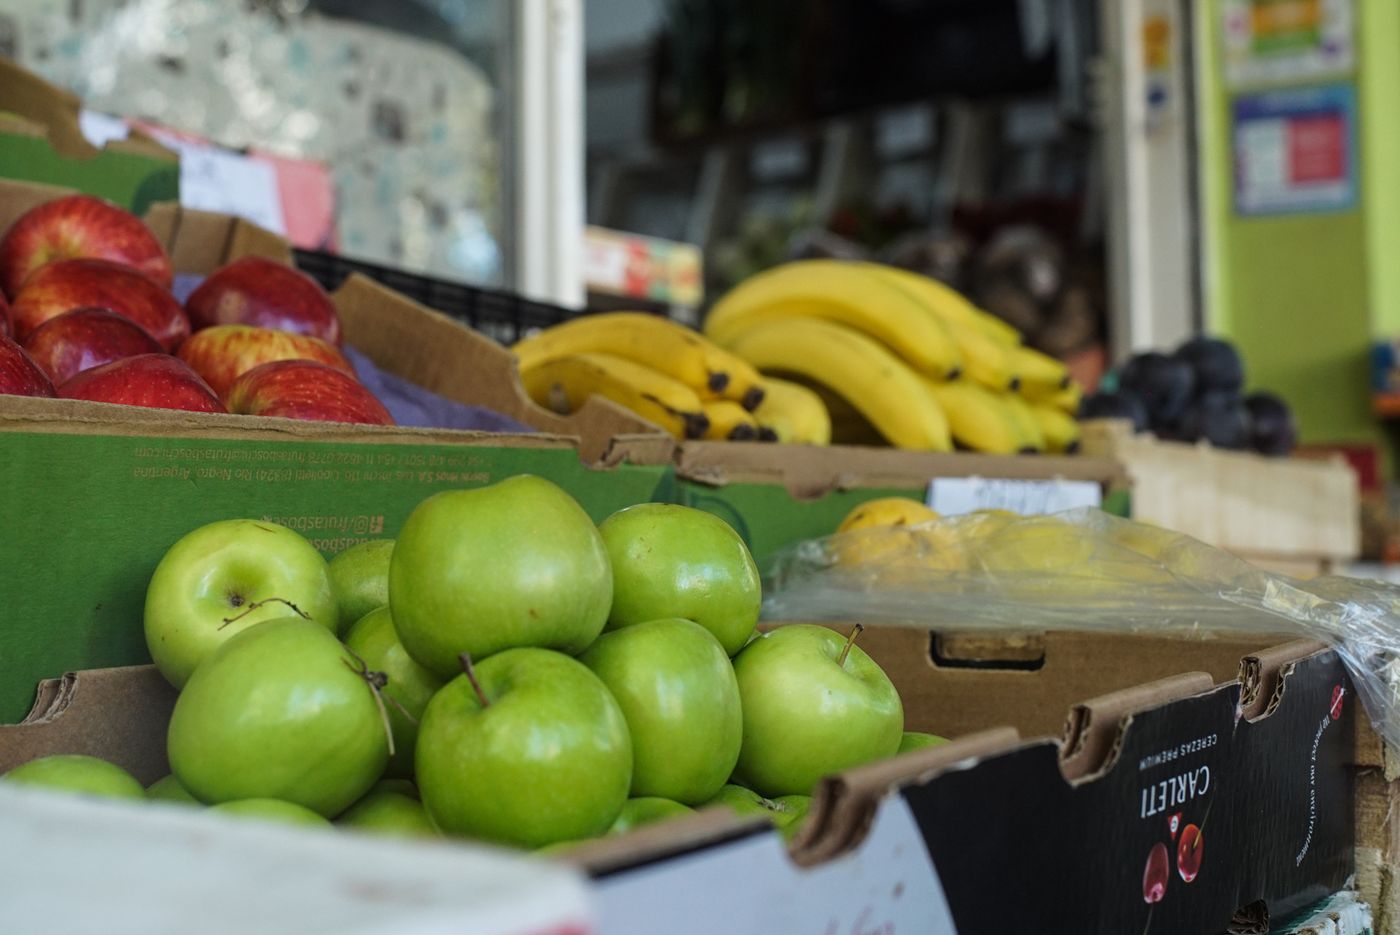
[1197,0,1378,448]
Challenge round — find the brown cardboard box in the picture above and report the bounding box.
[0,626,1353,934]
[1081,419,1360,577]
[0,178,670,466]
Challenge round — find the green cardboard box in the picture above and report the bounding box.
[0,57,178,213]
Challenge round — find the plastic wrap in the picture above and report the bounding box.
[763,508,1400,747]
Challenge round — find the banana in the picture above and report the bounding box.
[753,376,831,445]
[1009,346,1071,400]
[866,265,1022,346]
[704,260,963,379]
[1043,379,1083,415]
[838,497,940,533]
[716,317,953,451]
[520,352,708,439]
[864,266,1020,390]
[513,312,766,409]
[924,378,1026,454]
[702,399,760,441]
[1030,403,1081,454]
[1001,392,1047,451]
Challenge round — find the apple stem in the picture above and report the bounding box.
[218,596,310,630]
[341,649,397,758]
[837,623,865,668]
[459,653,490,708]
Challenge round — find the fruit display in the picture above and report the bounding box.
[705,259,1082,453]
[0,194,394,424]
[1084,336,1297,456]
[509,261,1082,452]
[513,313,764,439]
[1,477,935,851]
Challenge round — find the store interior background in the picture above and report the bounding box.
[2,0,1397,493]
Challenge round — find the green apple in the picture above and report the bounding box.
[328,539,395,632]
[371,778,419,799]
[338,790,438,838]
[390,476,612,678]
[2,754,144,800]
[608,797,694,835]
[210,798,331,827]
[144,519,339,688]
[146,773,200,805]
[581,618,741,803]
[167,617,390,817]
[417,647,632,848]
[706,784,810,838]
[899,731,949,754]
[599,504,760,655]
[731,625,903,796]
[344,606,444,778]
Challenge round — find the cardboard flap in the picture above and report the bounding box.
[791,727,1020,867]
[0,666,176,785]
[0,177,77,229]
[331,274,671,465]
[1239,639,1329,721]
[674,440,1124,499]
[1060,671,1214,782]
[143,202,293,272]
[561,807,767,875]
[0,394,578,449]
[0,58,170,163]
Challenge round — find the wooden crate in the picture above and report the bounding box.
[1081,420,1359,576]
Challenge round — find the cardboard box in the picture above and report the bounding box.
[0,627,1354,934]
[0,58,178,212]
[1081,419,1360,577]
[0,177,668,467]
[0,399,676,724]
[650,439,1129,565]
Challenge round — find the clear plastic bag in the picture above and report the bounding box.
[763,508,1400,747]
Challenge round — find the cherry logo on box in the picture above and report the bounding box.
[1142,841,1170,904]
[1329,684,1346,721]
[1176,824,1204,883]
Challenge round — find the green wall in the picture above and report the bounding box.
[1198,1,1382,448]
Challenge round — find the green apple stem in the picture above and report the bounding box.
[218,596,311,630]
[459,652,491,708]
[341,648,397,757]
[837,623,865,668]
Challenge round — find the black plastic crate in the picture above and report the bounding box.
[293,249,577,346]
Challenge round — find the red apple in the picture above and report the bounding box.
[11,258,189,350]
[226,360,393,425]
[176,324,354,398]
[59,354,225,413]
[21,308,163,385]
[0,194,172,297]
[0,291,11,339]
[0,336,56,397]
[186,257,342,344]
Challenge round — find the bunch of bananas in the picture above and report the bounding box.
[703,259,1084,453]
[511,312,831,443]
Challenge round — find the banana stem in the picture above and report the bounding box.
[837,623,865,668]
[459,652,490,708]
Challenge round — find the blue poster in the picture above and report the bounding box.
[1232,83,1357,216]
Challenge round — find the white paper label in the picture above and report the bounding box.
[927,477,1102,516]
[595,797,957,935]
[78,110,132,148]
[147,132,286,235]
